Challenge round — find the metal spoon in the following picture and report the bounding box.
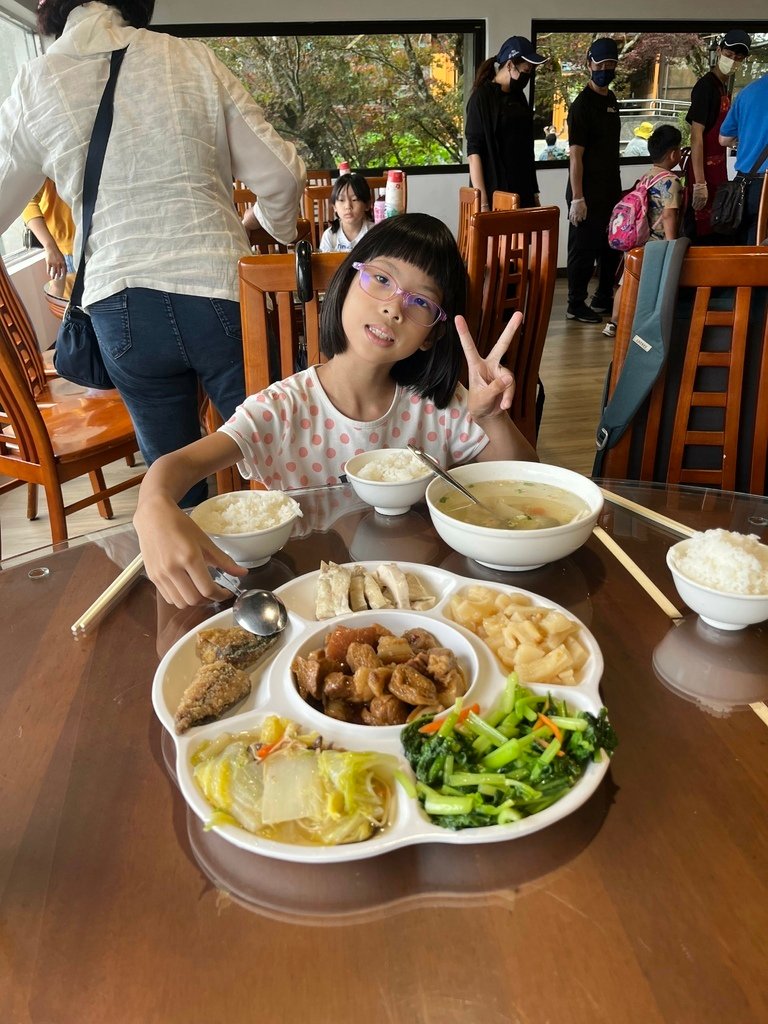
[212,571,289,636]
[407,444,530,529]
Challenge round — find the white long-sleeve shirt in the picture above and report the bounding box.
[0,2,306,306]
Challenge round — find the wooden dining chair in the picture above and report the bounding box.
[457,186,481,264]
[465,206,560,446]
[232,183,257,218]
[247,217,312,254]
[492,191,520,211]
[302,184,335,248]
[0,317,144,545]
[306,168,333,186]
[599,245,768,495]
[756,172,768,245]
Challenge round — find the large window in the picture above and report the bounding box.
[157,20,484,172]
[531,21,768,160]
[0,10,41,258]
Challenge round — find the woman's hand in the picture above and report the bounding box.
[455,312,522,421]
[135,495,247,609]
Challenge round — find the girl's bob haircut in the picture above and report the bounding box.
[38,1,155,38]
[329,173,373,233]
[320,213,466,409]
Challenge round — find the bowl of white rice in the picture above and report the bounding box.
[667,529,768,630]
[345,449,433,516]
[190,490,303,567]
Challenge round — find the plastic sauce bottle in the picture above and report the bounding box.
[384,169,404,217]
[338,160,350,174]
[373,198,386,224]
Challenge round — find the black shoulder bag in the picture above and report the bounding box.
[54,48,127,389]
[710,142,768,236]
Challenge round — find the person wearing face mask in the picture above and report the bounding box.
[565,38,623,324]
[719,64,768,244]
[685,30,751,241]
[465,36,549,211]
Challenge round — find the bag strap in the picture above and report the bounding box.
[70,47,128,311]
[746,141,768,177]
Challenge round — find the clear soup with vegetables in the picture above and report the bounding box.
[438,480,589,530]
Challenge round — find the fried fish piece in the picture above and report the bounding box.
[175,661,251,733]
[195,627,279,671]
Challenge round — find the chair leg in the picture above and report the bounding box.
[125,453,136,468]
[27,483,38,521]
[45,482,69,545]
[89,469,114,519]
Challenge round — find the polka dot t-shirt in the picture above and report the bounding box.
[220,366,489,490]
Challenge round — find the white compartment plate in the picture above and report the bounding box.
[152,562,609,864]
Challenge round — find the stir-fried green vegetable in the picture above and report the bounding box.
[401,673,618,830]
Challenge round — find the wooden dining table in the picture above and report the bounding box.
[2,479,767,1023]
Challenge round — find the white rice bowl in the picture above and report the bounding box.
[668,529,768,595]
[667,530,768,631]
[355,450,430,483]
[190,491,302,568]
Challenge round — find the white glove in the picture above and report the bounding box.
[569,197,587,226]
[692,183,708,211]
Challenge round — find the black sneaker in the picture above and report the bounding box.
[566,304,602,324]
[590,295,613,314]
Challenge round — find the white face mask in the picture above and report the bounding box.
[718,55,736,76]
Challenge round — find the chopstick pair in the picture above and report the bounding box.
[70,552,144,637]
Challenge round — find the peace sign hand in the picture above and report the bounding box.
[455,312,523,422]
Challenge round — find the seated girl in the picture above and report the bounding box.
[318,173,373,252]
[135,213,538,607]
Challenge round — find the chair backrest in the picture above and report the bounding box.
[600,245,768,494]
[0,258,48,396]
[302,184,335,248]
[0,315,51,471]
[457,186,481,263]
[306,168,333,186]
[247,217,312,255]
[238,252,347,396]
[465,206,559,445]
[757,172,768,245]
[492,191,520,211]
[232,183,257,217]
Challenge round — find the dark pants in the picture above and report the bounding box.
[567,212,622,308]
[735,177,763,245]
[89,287,246,507]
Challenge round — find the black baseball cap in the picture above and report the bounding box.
[588,38,619,64]
[720,30,751,55]
[496,36,548,66]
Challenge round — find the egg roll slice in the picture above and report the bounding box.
[349,566,368,612]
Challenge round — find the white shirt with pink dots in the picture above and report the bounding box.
[220,366,489,490]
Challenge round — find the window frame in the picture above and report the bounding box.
[152,19,485,175]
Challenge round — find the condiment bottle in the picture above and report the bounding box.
[384,169,404,217]
[338,160,350,174]
[373,198,386,224]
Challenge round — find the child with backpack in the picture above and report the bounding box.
[603,125,683,337]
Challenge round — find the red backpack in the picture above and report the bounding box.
[607,172,672,251]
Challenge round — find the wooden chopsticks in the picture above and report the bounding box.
[592,525,684,621]
[70,553,144,637]
[599,487,696,538]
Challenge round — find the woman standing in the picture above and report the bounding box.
[0,1,305,506]
[465,36,549,211]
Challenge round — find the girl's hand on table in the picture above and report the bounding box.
[134,497,246,608]
[455,312,522,421]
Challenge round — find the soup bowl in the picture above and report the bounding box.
[425,461,603,571]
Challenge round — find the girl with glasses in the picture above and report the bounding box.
[135,213,537,608]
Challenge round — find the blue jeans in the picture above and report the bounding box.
[88,287,245,506]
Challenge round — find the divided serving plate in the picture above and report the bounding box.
[152,562,609,864]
